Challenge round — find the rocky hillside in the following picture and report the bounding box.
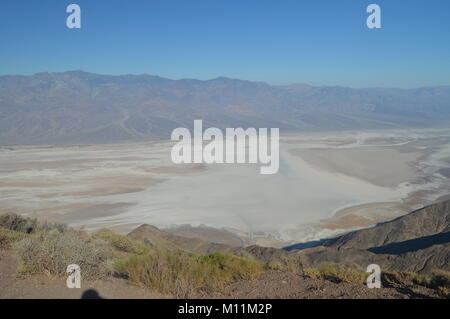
[296,200,450,274]
[323,200,450,250]
[125,201,450,274]
[126,201,450,275]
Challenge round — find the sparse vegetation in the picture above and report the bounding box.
[14,229,112,280]
[413,269,450,298]
[382,269,450,298]
[115,250,264,297]
[305,264,367,284]
[381,271,421,287]
[1,213,449,298]
[0,213,38,234]
[0,213,264,296]
[0,213,68,234]
[198,253,264,283]
[0,227,27,249]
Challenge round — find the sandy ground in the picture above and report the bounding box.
[1,128,450,246]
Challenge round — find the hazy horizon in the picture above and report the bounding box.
[3,70,450,90]
[1,0,450,88]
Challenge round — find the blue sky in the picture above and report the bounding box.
[0,0,449,87]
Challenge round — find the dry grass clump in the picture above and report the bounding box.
[0,213,38,234]
[14,229,112,280]
[0,227,28,249]
[305,264,367,284]
[198,253,264,283]
[381,271,421,287]
[115,250,264,297]
[413,269,450,298]
[382,269,450,298]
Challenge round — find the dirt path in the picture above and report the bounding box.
[0,250,166,299]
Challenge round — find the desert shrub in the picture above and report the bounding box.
[267,261,284,271]
[304,267,322,279]
[0,227,28,248]
[115,248,194,296]
[198,253,264,283]
[427,269,450,289]
[92,229,143,254]
[305,264,367,284]
[428,270,450,298]
[0,213,68,234]
[0,213,38,233]
[14,229,112,280]
[115,249,264,297]
[411,269,450,298]
[382,269,450,298]
[381,271,421,287]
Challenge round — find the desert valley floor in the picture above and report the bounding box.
[1,128,450,248]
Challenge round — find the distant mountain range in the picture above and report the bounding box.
[1,71,450,145]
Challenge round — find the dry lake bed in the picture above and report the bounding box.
[1,128,450,247]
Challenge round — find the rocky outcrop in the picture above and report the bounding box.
[295,200,450,273]
[127,224,250,257]
[323,200,450,250]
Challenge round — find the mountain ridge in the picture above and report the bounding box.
[3,70,450,90]
[296,200,450,273]
[124,200,450,274]
[1,71,450,145]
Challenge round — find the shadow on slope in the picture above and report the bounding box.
[283,239,327,251]
[368,231,450,255]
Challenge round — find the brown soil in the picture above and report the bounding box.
[0,250,165,299]
[206,271,437,299]
[0,249,439,299]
